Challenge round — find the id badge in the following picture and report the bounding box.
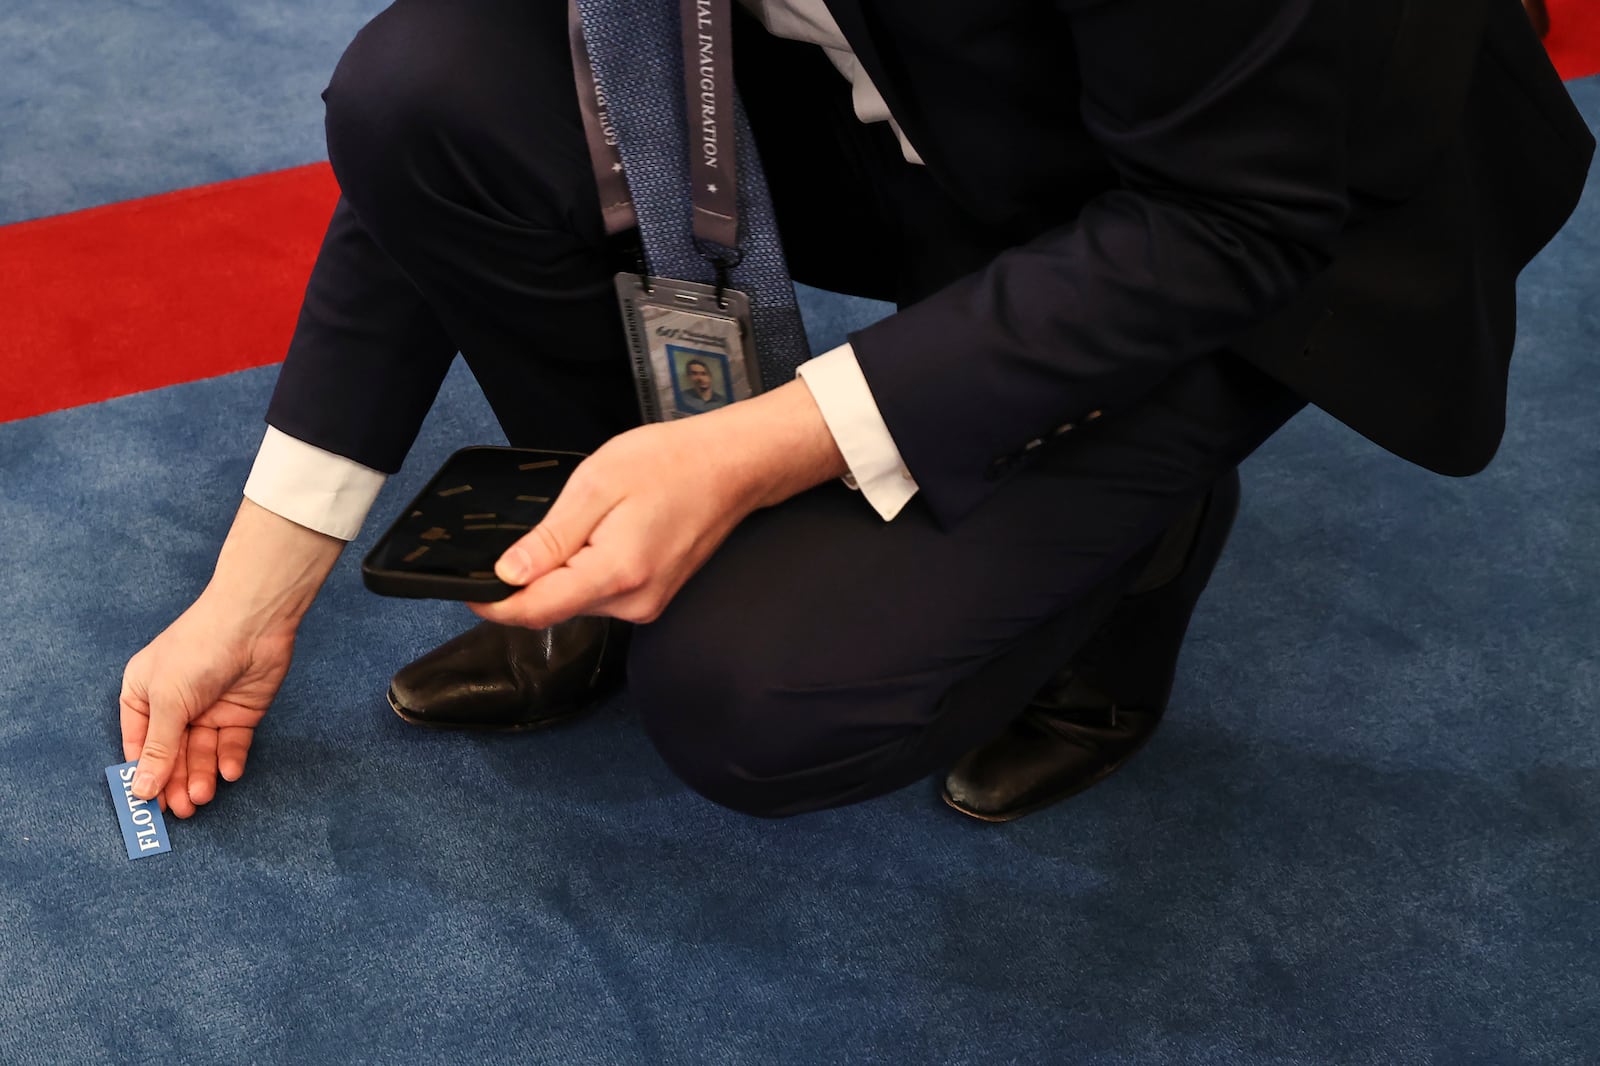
[615,272,762,422]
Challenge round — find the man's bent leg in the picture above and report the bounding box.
[942,467,1242,821]
[630,353,1304,818]
[294,0,642,726]
[319,0,640,454]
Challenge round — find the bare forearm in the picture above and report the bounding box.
[717,379,850,510]
[201,497,346,635]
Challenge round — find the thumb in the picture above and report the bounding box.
[130,687,191,801]
[495,476,608,586]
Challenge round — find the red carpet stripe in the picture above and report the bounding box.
[1546,0,1600,81]
[0,164,338,424]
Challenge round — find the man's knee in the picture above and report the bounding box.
[323,3,471,181]
[630,620,911,819]
[321,0,574,213]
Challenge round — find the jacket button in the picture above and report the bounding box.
[1023,437,1043,451]
[1053,422,1074,436]
[1085,409,1103,421]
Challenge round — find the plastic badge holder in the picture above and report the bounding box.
[361,446,581,602]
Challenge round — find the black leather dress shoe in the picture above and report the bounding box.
[942,672,1162,822]
[943,468,1243,822]
[387,616,628,731]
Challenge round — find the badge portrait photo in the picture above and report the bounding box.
[668,345,733,417]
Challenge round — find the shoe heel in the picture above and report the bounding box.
[1074,467,1242,711]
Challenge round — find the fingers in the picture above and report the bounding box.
[472,558,618,630]
[217,726,253,782]
[119,692,149,766]
[130,686,190,803]
[119,655,153,764]
[117,602,281,817]
[186,726,219,806]
[495,472,611,586]
[161,732,196,819]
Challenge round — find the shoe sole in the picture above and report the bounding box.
[385,686,599,733]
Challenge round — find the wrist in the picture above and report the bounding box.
[727,380,850,509]
[201,498,345,638]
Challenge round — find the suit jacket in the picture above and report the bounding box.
[824,0,1594,525]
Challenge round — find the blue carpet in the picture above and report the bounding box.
[0,0,385,226]
[3,3,1598,1062]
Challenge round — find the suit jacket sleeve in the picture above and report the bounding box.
[847,0,1353,527]
[265,197,457,473]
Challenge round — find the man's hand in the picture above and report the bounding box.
[472,379,847,629]
[118,498,344,815]
[120,603,294,817]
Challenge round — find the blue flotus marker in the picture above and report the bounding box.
[105,761,171,860]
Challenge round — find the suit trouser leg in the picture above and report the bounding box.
[272,1,1306,817]
[629,354,1302,818]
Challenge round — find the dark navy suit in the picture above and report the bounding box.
[265,0,1592,815]
[784,0,1592,525]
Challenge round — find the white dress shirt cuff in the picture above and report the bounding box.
[796,343,918,521]
[242,426,389,541]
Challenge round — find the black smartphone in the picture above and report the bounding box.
[361,446,582,602]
